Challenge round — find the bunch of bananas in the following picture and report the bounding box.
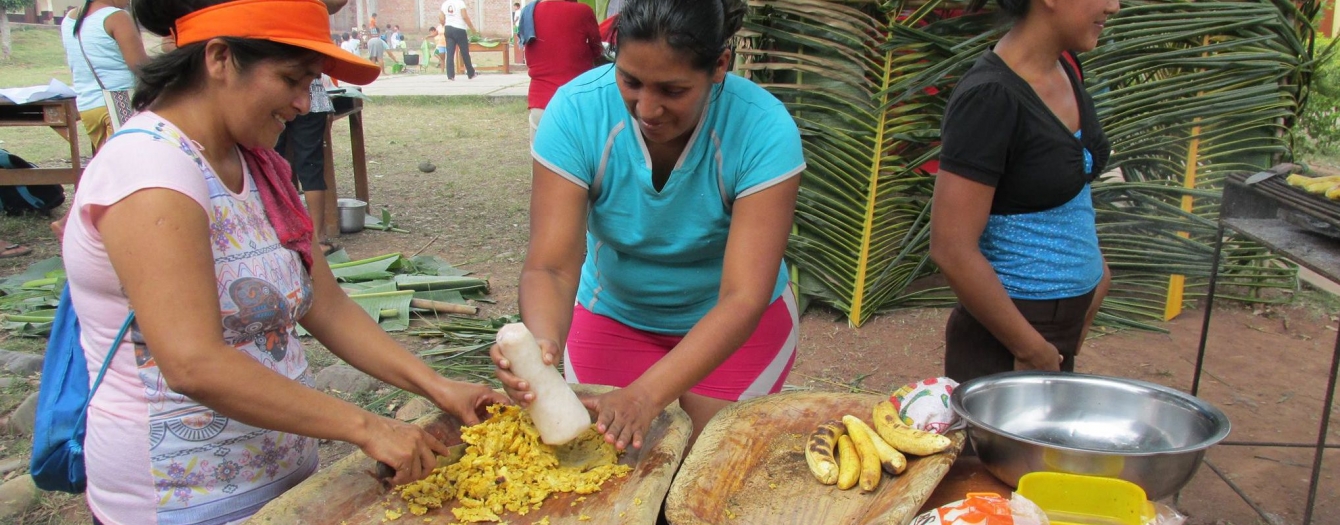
[804,401,953,492]
[1286,174,1340,200]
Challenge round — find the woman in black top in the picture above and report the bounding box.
[930,0,1120,383]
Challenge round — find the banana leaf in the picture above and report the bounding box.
[347,290,415,332]
[0,257,63,294]
[394,275,490,294]
[413,289,468,304]
[330,252,401,279]
[341,279,400,295]
[395,256,472,277]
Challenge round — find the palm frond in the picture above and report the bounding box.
[747,0,1321,327]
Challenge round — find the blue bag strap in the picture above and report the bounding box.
[72,310,135,441]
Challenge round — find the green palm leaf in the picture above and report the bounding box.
[743,0,989,326]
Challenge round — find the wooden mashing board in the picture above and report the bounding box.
[665,391,965,525]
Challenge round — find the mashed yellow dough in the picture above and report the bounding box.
[393,405,632,523]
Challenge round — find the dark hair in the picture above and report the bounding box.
[967,0,1030,18]
[131,0,321,111]
[613,0,746,72]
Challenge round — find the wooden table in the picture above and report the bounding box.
[322,96,369,237]
[0,98,83,185]
[454,42,511,75]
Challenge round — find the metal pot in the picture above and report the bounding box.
[950,371,1231,500]
[337,198,367,234]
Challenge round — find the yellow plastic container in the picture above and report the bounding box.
[1016,472,1155,525]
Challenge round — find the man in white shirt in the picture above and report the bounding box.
[438,0,477,80]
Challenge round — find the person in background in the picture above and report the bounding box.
[930,0,1119,383]
[521,0,602,138]
[340,31,360,54]
[60,0,149,154]
[64,0,507,522]
[511,2,522,63]
[366,31,387,71]
[369,12,378,32]
[275,73,339,255]
[387,24,405,63]
[433,24,449,72]
[439,0,477,80]
[493,0,804,451]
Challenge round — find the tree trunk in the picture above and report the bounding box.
[1,5,11,61]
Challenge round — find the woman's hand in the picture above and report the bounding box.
[358,415,453,486]
[1014,341,1063,372]
[426,379,510,426]
[490,338,560,407]
[581,385,663,451]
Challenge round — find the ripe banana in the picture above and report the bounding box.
[872,401,952,456]
[841,415,884,491]
[842,414,906,475]
[804,419,845,485]
[836,434,859,490]
[1287,174,1340,196]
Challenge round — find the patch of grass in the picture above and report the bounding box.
[0,375,36,417]
[0,26,72,89]
[303,343,340,371]
[366,95,523,108]
[1,337,49,355]
[1294,283,1340,321]
[13,491,90,525]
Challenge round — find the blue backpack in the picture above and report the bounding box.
[29,285,134,493]
[0,149,66,216]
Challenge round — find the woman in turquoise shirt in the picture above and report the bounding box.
[493,0,806,451]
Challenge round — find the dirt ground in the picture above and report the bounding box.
[3,98,1337,524]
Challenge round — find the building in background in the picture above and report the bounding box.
[1320,2,1339,38]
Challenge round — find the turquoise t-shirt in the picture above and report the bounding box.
[532,65,806,334]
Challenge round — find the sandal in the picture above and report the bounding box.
[318,239,341,256]
[0,243,32,259]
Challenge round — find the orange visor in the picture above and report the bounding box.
[174,0,380,85]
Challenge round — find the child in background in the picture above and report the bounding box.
[340,32,359,55]
[433,25,448,73]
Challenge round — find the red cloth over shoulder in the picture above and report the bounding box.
[240,147,315,271]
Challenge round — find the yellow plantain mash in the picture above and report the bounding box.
[391,405,631,523]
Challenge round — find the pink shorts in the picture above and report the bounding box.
[563,288,799,402]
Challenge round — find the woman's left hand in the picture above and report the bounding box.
[427,379,511,425]
[582,385,663,451]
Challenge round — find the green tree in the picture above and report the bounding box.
[0,0,35,60]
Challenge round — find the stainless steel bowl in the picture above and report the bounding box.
[950,372,1230,500]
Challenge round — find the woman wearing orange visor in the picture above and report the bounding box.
[60,0,507,523]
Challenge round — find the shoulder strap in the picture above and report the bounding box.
[1061,50,1084,82]
[72,310,134,440]
[75,8,111,92]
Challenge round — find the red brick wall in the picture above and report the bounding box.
[1322,1,1336,38]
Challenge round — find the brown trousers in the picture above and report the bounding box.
[944,289,1097,384]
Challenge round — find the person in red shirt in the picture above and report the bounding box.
[523,0,603,137]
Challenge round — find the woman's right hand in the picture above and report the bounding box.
[1014,341,1063,372]
[358,414,453,486]
[489,337,560,407]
